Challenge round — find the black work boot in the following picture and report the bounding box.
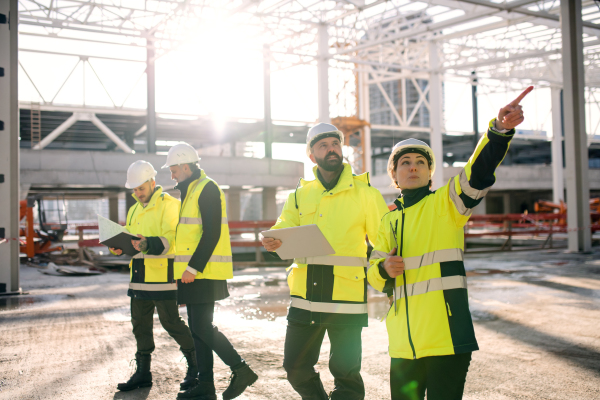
[176,381,216,400]
[292,373,328,400]
[222,362,258,400]
[117,353,152,391]
[180,350,198,391]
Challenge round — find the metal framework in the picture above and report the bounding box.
[14,0,600,252]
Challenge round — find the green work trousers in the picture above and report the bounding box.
[131,297,195,355]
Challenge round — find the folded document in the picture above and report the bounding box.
[98,214,140,256]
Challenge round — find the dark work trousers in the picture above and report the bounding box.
[390,352,472,400]
[131,298,195,355]
[186,302,243,382]
[283,321,365,400]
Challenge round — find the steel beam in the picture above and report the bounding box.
[358,70,372,173]
[561,0,592,252]
[89,114,134,154]
[318,24,330,123]
[264,44,273,159]
[0,0,20,294]
[146,34,157,154]
[551,87,564,204]
[429,42,444,191]
[471,71,479,150]
[33,113,78,150]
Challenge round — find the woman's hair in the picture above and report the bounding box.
[388,151,433,189]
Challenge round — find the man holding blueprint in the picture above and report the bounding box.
[261,123,389,400]
[107,161,197,393]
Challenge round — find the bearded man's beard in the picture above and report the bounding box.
[315,151,343,172]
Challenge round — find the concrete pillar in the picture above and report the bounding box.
[263,44,273,159]
[503,193,511,214]
[146,34,157,154]
[262,187,278,221]
[551,87,565,204]
[471,71,479,150]
[108,193,119,223]
[428,41,444,190]
[359,71,372,173]
[0,0,20,294]
[561,0,592,252]
[227,187,242,221]
[125,190,136,218]
[472,197,486,215]
[318,24,330,123]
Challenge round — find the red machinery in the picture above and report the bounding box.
[19,196,67,258]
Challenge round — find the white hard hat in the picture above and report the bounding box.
[387,138,436,176]
[162,142,201,169]
[305,123,344,157]
[125,160,157,189]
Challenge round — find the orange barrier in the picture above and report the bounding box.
[465,212,600,252]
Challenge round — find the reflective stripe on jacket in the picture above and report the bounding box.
[368,122,514,359]
[272,163,389,325]
[126,186,179,295]
[174,170,233,280]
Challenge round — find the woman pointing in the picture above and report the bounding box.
[367,86,533,400]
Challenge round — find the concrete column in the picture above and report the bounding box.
[471,71,479,150]
[146,34,157,154]
[227,187,242,221]
[551,87,565,204]
[318,24,330,123]
[125,190,136,217]
[262,187,278,220]
[561,0,592,252]
[0,0,20,293]
[428,41,444,191]
[359,71,372,173]
[108,193,119,223]
[503,193,511,214]
[264,44,273,159]
[472,197,486,215]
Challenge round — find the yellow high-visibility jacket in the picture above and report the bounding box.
[126,186,179,299]
[272,163,389,326]
[368,122,514,359]
[174,170,233,280]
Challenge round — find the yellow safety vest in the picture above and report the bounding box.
[368,123,513,359]
[272,163,389,321]
[174,170,233,280]
[126,186,179,293]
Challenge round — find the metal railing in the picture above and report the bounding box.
[465,212,600,252]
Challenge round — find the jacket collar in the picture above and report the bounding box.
[175,169,204,192]
[301,163,368,194]
[394,184,432,209]
[131,185,163,208]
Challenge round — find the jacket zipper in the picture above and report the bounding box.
[397,203,417,360]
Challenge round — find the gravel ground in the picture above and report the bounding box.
[0,249,599,400]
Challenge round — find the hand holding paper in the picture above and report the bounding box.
[261,236,282,252]
[261,224,334,260]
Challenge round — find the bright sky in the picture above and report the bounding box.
[18,19,598,177]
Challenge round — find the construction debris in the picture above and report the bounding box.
[40,262,102,276]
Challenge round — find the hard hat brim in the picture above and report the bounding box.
[305,130,344,157]
[388,143,436,176]
[161,157,201,169]
[125,170,157,189]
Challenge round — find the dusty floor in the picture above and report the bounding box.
[1,249,599,400]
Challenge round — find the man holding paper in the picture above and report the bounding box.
[261,123,389,400]
[109,160,197,392]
